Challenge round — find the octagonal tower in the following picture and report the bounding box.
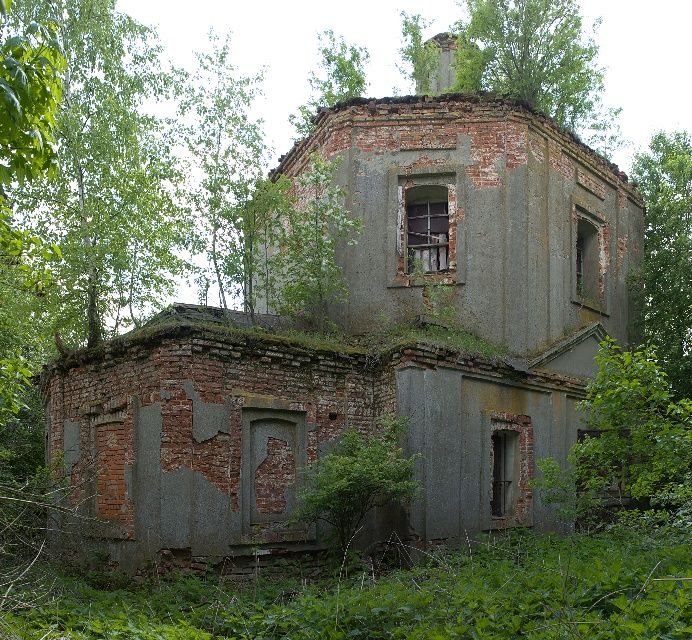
[271,94,644,358]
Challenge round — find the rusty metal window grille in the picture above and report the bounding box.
[406,200,449,273]
[491,430,517,517]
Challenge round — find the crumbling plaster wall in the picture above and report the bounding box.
[274,98,644,359]
[45,324,592,568]
[394,346,587,542]
[46,330,393,570]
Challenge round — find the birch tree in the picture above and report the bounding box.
[179,31,267,316]
[11,0,192,347]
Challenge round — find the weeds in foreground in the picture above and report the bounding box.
[2,531,691,639]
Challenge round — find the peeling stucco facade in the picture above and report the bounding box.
[44,315,593,570]
[271,94,644,355]
[44,94,644,571]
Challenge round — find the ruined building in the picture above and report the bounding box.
[42,56,644,570]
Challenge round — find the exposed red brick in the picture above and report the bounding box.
[255,437,295,514]
[45,331,389,537]
[549,139,574,181]
[529,134,546,164]
[577,168,606,200]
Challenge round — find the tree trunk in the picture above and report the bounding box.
[75,162,102,348]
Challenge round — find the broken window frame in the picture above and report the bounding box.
[405,187,450,274]
[571,201,609,315]
[575,215,600,300]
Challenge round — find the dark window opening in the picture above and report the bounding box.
[576,217,599,300]
[406,185,449,273]
[491,430,518,517]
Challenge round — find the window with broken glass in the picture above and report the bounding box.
[406,198,450,273]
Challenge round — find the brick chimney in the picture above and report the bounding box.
[428,32,458,95]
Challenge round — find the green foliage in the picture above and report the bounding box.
[0,1,64,471]
[0,357,31,424]
[243,176,294,319]
[631,130,692,399]
[4,532,691,638]
[290,30,369,138]
[294,414,418,553]
[0,5,64,187]
[0,387,44,482]
[450,0,622,155]
[179,30,269,317]
[398,13,440,95]
[11,0,193,347]
[532,457,602,528]
[273,153,362,331]
[536,338,692,529]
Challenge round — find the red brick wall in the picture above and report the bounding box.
[272,97,641,209]
[45,329,389,540]
[95,421,128,521]
[255,437,295,515]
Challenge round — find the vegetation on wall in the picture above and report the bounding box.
[398,12,440,96]
[400,0,622,155]
[271,152,362,331]
[178,30,268,316]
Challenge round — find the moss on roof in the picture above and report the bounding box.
[46,304,506,371]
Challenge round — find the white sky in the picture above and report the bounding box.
[117,0,692,172]
[115,0,691,305]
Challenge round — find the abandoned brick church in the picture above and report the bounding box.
[42,46,644,570]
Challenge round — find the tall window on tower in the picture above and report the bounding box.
[406,185,449,273]
[575,216,599,300]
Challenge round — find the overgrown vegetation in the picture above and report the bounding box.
[400,0,622,155]
[10,0,193,347]
[3,531,690,639]
[293,414,418,553]
[289,30,369,138]
[271,153,362,332]
[0,0,66,604]
[398,13,440,95]
[534,338,692,531]
[631,130,692,399]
